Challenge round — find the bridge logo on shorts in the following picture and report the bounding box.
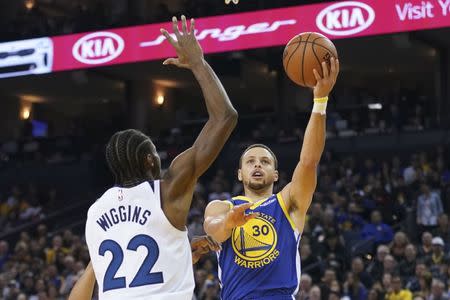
[316,1,375,36]
[231,216,279,268]
[72,32,124,65]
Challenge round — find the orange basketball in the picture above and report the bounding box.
[283,32,338,88]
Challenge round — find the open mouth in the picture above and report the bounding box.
[251,170,264,178]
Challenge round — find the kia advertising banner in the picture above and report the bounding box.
[0,0,449,79]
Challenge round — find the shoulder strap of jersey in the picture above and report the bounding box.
[147,180,161,208]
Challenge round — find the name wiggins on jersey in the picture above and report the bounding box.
[96,205,151,232]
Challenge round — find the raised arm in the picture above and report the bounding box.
[159,16,238,229]
[281,58,339,233]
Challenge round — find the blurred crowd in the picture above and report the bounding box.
[0,143,449,299]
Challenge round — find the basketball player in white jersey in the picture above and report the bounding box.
[85,15,238,300]
[68,236,220,300]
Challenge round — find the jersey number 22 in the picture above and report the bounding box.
[99,234,164,292]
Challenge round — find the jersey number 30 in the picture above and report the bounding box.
[99,234,163,292]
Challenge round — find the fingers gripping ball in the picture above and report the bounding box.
[283,32,338,88]
[225,0,239,4]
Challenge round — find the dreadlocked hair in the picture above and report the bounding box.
[105,129,154,186]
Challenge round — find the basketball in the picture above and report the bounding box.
[283,32,338,88]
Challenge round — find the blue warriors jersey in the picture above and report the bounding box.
[218,193,301,300]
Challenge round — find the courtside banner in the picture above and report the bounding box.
[0,0,449,78]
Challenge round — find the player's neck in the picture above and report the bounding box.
[243,186,273,202]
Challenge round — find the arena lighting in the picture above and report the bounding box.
[0,0,450,79]
[24,0,35,10]
[20,102,32,120]
[368,103,383,110]
[156,94,165,106]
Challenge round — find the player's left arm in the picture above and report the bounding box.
[281,58,339,233]
[68,262,96,300]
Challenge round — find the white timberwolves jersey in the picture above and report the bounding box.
[85,180,194,300]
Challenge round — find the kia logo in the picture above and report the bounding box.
[72,32,124,65]
[316,1,375,36]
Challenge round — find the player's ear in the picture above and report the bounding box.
[237,169,243,182]
[145,154,155,168]
[274,170,279,182]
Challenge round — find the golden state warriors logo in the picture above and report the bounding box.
[232,215,280,268]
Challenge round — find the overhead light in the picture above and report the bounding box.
[24,0,35,10]
[20,101,32,120]
[156,94,164,106]
[22,109,30,120]
[368,103,382,110]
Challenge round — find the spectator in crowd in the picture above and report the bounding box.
[367,244,391,283]
[361,210,394,246]
[318,268,337,299]
[426,237,449,278]
[386,275,413,300]
[300,243,322,283]
[399,244,418,279]
[298,274,313,300]
[343,271,368,300]
[418,232,434,259]
[391,231,410,261]
[433,214,450,247]
[429,279,449,300]
[0,240,10,270]
[384,255,398,276]
[417,184,444,232]
[351,256,372,289]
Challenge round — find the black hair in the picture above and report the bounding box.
[239,144,278,169]
[105,129,155,186]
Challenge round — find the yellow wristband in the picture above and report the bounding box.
[314,96,329,103]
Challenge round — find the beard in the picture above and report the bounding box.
[246,179,270,190]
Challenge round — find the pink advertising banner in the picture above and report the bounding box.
[0,0,449,78]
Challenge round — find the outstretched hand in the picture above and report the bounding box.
[313,57,340,98]
[160,15,204,69]
[224,202,258,230]
[191,235,221,264]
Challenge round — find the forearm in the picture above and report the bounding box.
[204,217,232,243]
[191,60,237,119]
[300,112,326,164]
[68,263,95,300]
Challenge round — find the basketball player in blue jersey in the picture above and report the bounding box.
[204,58,339,300]
[84,16,237,300]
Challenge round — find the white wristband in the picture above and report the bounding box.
[312,102,327,115]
